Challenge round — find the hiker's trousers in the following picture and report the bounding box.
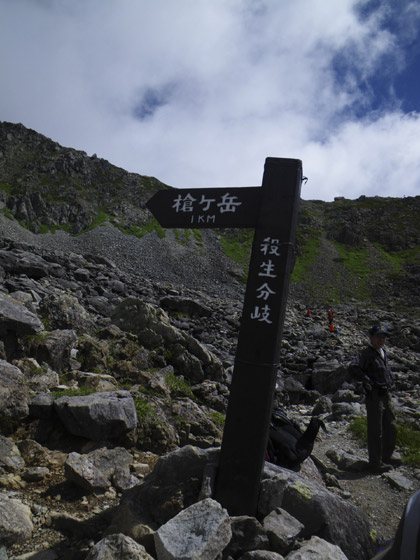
[365,389,397,465]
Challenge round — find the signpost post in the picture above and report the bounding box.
[147,157,303,516]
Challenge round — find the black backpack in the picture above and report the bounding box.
[267,409,325,470]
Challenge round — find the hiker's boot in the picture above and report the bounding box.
[382,453,402,467]
[367,462,392,474]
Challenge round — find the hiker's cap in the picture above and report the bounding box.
[369,324,388,336]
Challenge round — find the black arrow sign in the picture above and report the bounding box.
[146,157,302,517]
[146,186,261,228]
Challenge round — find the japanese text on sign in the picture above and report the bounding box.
[172,192,242,224]
[250,237,281,324]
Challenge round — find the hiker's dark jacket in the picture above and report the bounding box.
[350,345,394,390]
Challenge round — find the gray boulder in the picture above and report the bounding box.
[160,296,212,318]
[262,508,304,555]
[286,535,348,559]
[65,447,137,493]
[0,495,33,547]
[0,292,44,335]
[154,498,231,560]
[54,390,138,440]
[0,359,30,430]
[224,516,270,558]
[28,329,77,373]
[311,361,350,394]
[0,435,25,471]
[86,533,154,560]
[65,452,111,493]
[171,398,222,448]
[0,249,56,279]
[10,250,54,278]
[258,464,377,560]
[107,446,220,541]
[326,449,369,472]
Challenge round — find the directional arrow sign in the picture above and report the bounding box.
[146,186,261,228]
[146,157,303,517]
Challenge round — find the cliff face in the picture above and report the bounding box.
[292,197,420,309]
[1,120,420,309]
[0,121,165,234]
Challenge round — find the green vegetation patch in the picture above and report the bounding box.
[333,242,370,277]
[171,228,203,251]
[348,416,368,441]
[52,387,96,399]
[193,228,203,246]
[396,422,420,466]
[134,395,158,424]
[332,242,371,300]
[81,208,109,232]
[348,416,420,467]
[291,228,322,283]
[0,183,12,195]
[1,206,15,220]
[164,371,194,399]
[174,228,192,245]
[219,228,253,281]
[375,243,420,273]
[116,217,166,239]
[209,411,225,428]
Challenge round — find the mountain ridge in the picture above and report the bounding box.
[1,120,420,310]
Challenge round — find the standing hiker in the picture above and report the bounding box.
[349,324,399,473]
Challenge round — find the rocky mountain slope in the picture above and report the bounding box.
[1,121,420,559]
[2,120,420,308]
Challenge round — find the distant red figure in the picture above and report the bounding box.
[327,307,335,325]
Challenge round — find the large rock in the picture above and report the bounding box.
[0,292,44,335]
[311,361,350,394]
[65,447,137,493]
[258,463,377,560]
[54,390,138,440]
[0,359,30,431]
[107,446,220,540]
[0,495,33,547]
[154,498,231,560]
[86,533,154,560]
[0,435,25,471]
[160,296,212,318]
[262,508,304,555]
[224,516,270,558]
[39,292,94,334]
[286,535,348,559]
[111,298,224,382]
[171,398,222,448]
[0,249,59,279]
[27,329,77,373]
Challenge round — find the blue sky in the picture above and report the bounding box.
[1,0,420,201]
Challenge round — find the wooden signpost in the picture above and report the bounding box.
[146,157,303,515]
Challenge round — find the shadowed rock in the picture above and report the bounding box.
[54,390,137,440]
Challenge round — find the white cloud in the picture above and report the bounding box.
[301,111,420,200]
[1,0,420,200]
